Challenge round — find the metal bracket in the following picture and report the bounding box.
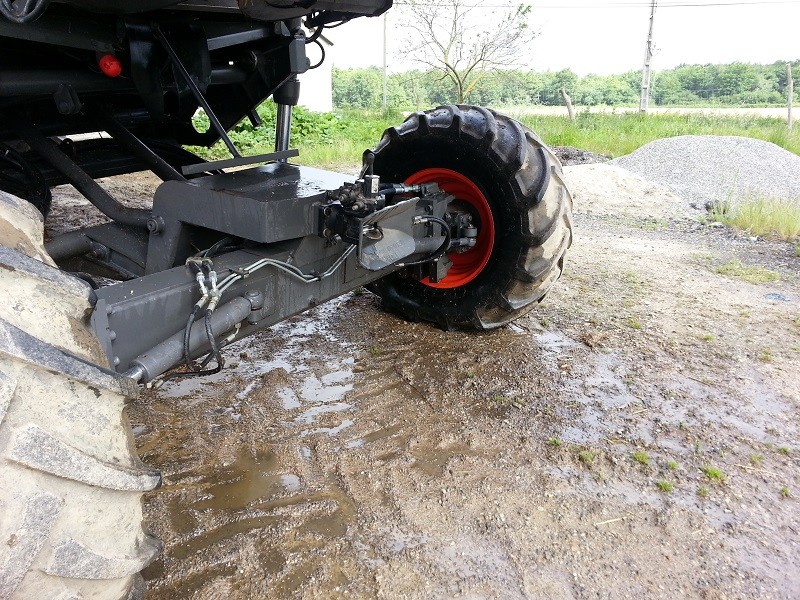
[180,149,299,176]
[357,198,418,271]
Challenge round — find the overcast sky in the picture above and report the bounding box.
[322,0,800,75]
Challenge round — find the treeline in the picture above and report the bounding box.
[332,61,799,109]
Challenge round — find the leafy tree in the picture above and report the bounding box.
[331,60,798,111]
[399,0,535,103]
[716,62,758,96]
[332,67,383,108]
[539,69,578,105]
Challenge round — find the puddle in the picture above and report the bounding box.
[193,451,299,511]
[529,330,649,445]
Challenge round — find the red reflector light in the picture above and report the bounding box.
[98,54,122,78]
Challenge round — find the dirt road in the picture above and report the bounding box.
[50,165,800,598]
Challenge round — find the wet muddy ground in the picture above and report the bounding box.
[51,171,800,598]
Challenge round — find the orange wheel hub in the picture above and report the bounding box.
[405,168,495,289]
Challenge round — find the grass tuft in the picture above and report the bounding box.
[578,450,596,465]
[711,197,800,242]
[714,259,780,284]
[657,480,674,493]
[700,465,726,482]
[632,451,650,466]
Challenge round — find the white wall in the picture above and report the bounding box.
[299,49,333,112]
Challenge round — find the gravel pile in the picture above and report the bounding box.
[611,135,800,211]
[562,163,689,220]
[553,146,610,166]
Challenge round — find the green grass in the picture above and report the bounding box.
[711,197,800,242]
[513,111,800,158]
[780,487,791,498]
[191,106,800,170]
[700,465,726,482]
[698,485,710,499]
[578,450,596,465]
[632,451,650,466]
[714,259,780,284]
[548,438,562,447]
[667,460,679,470]
[657,480,675,493]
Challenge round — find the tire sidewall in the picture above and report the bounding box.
[372,133,528,324]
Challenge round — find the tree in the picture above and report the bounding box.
[399,0,535,103]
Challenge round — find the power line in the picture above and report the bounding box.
[394,0,800,8]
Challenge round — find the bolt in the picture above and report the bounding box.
[146,216,165,234]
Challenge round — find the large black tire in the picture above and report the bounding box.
[370,105,573,330]
[0,191,160,599]
[0,142,52,218]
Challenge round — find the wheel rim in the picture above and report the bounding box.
[405,168,495,289]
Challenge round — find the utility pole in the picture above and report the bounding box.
[639,0,656,113]
[382,12,388,112]
[788,62,794,131]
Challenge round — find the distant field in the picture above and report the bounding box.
[501,105,793,119]
[195,105,800,167]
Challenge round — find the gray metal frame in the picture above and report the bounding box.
[1,0,468,385]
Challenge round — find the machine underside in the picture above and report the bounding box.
[0,0,488,382]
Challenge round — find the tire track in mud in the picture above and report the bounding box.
[132,293,567,598]
[130,215,800,599]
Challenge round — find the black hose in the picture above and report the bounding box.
[305,24,324,44]
[203,309,225,373]
[308,39,326,70]
[183,305,202,372]
[201,236,236,259]
[161,304,223,383]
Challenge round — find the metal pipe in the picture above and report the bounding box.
[275,104,292,163]
[126,296,252,383]
[0,70,133,96]
[16,119,151,228]
[44,230,92,261]
[0,67,247,98]
[97,112,186,183]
